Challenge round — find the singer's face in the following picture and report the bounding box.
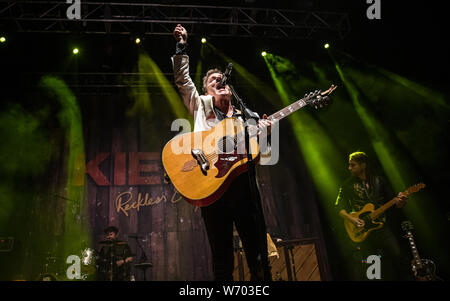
[205,72,232,101]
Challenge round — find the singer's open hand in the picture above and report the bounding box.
[173,24,188,44]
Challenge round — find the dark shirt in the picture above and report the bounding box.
[213,105,241,121]
[336,175,395,223]
[97,241,133,281]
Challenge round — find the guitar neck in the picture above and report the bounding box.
[369,183,424,220]
[406,231,423,269]
[369,197,399,220]
[267,98,308,122]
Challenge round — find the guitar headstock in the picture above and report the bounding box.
[304,84,337,109]
[405,183,426,195]
[401,220,414,232]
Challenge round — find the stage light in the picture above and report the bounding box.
[73,48,79,54]
[324,43,330,49]
[135,38,141,44]
[0,36,5,43]
[201,37,207,44]
[261,51,267,57]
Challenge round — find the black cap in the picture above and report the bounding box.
[104,226,119,234]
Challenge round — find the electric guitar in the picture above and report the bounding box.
[162,85,337,207]
[344,183,425,242]
[401,220,436,281]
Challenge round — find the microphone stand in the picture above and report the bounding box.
[133,237,150,281]
[227,81,267,280]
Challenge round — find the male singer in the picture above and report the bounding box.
[171,24,272,280]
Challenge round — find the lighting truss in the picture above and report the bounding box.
[0,1,351,40]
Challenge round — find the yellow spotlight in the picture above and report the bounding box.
[135,38,141,44]
[0,36,5,43]
[324,43,330,49]
[73,48,79,54]
[201,37,207,44]
[261,51,267,57]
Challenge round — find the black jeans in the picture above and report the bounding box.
[348,227,412,281]
[201,172,271,281]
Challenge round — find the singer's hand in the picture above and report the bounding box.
[173,24,188,44]
[258,114,272,136]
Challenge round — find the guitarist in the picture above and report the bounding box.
[336,151,411,280]
[171,24,273,280]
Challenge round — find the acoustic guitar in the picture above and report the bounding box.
[162,85,337,207]
[344,183,425,242]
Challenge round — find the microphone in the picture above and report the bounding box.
[219,63,233,88]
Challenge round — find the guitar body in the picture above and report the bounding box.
[344,183,425,243]
[412,259,436,281]
[402,221,436,281]
[344,203,384,243]
[162,118,259,207]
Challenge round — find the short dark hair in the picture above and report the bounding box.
[349,151,368,164]
[202,68,222,94]
[104,226,119,234]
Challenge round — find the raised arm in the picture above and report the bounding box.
[171,24,201,117]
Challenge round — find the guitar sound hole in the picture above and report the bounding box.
[217,136,236,154]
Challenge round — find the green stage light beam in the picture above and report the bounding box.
[39,75,92,261]
[263,53,352,265]
[128,51,191,122]
[263,55,343,219]
[336,50,447,108]
[0,105,53,231]
[126,54,153,116]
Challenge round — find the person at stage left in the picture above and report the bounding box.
[171,24,273,281]
[97,226,133,281]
